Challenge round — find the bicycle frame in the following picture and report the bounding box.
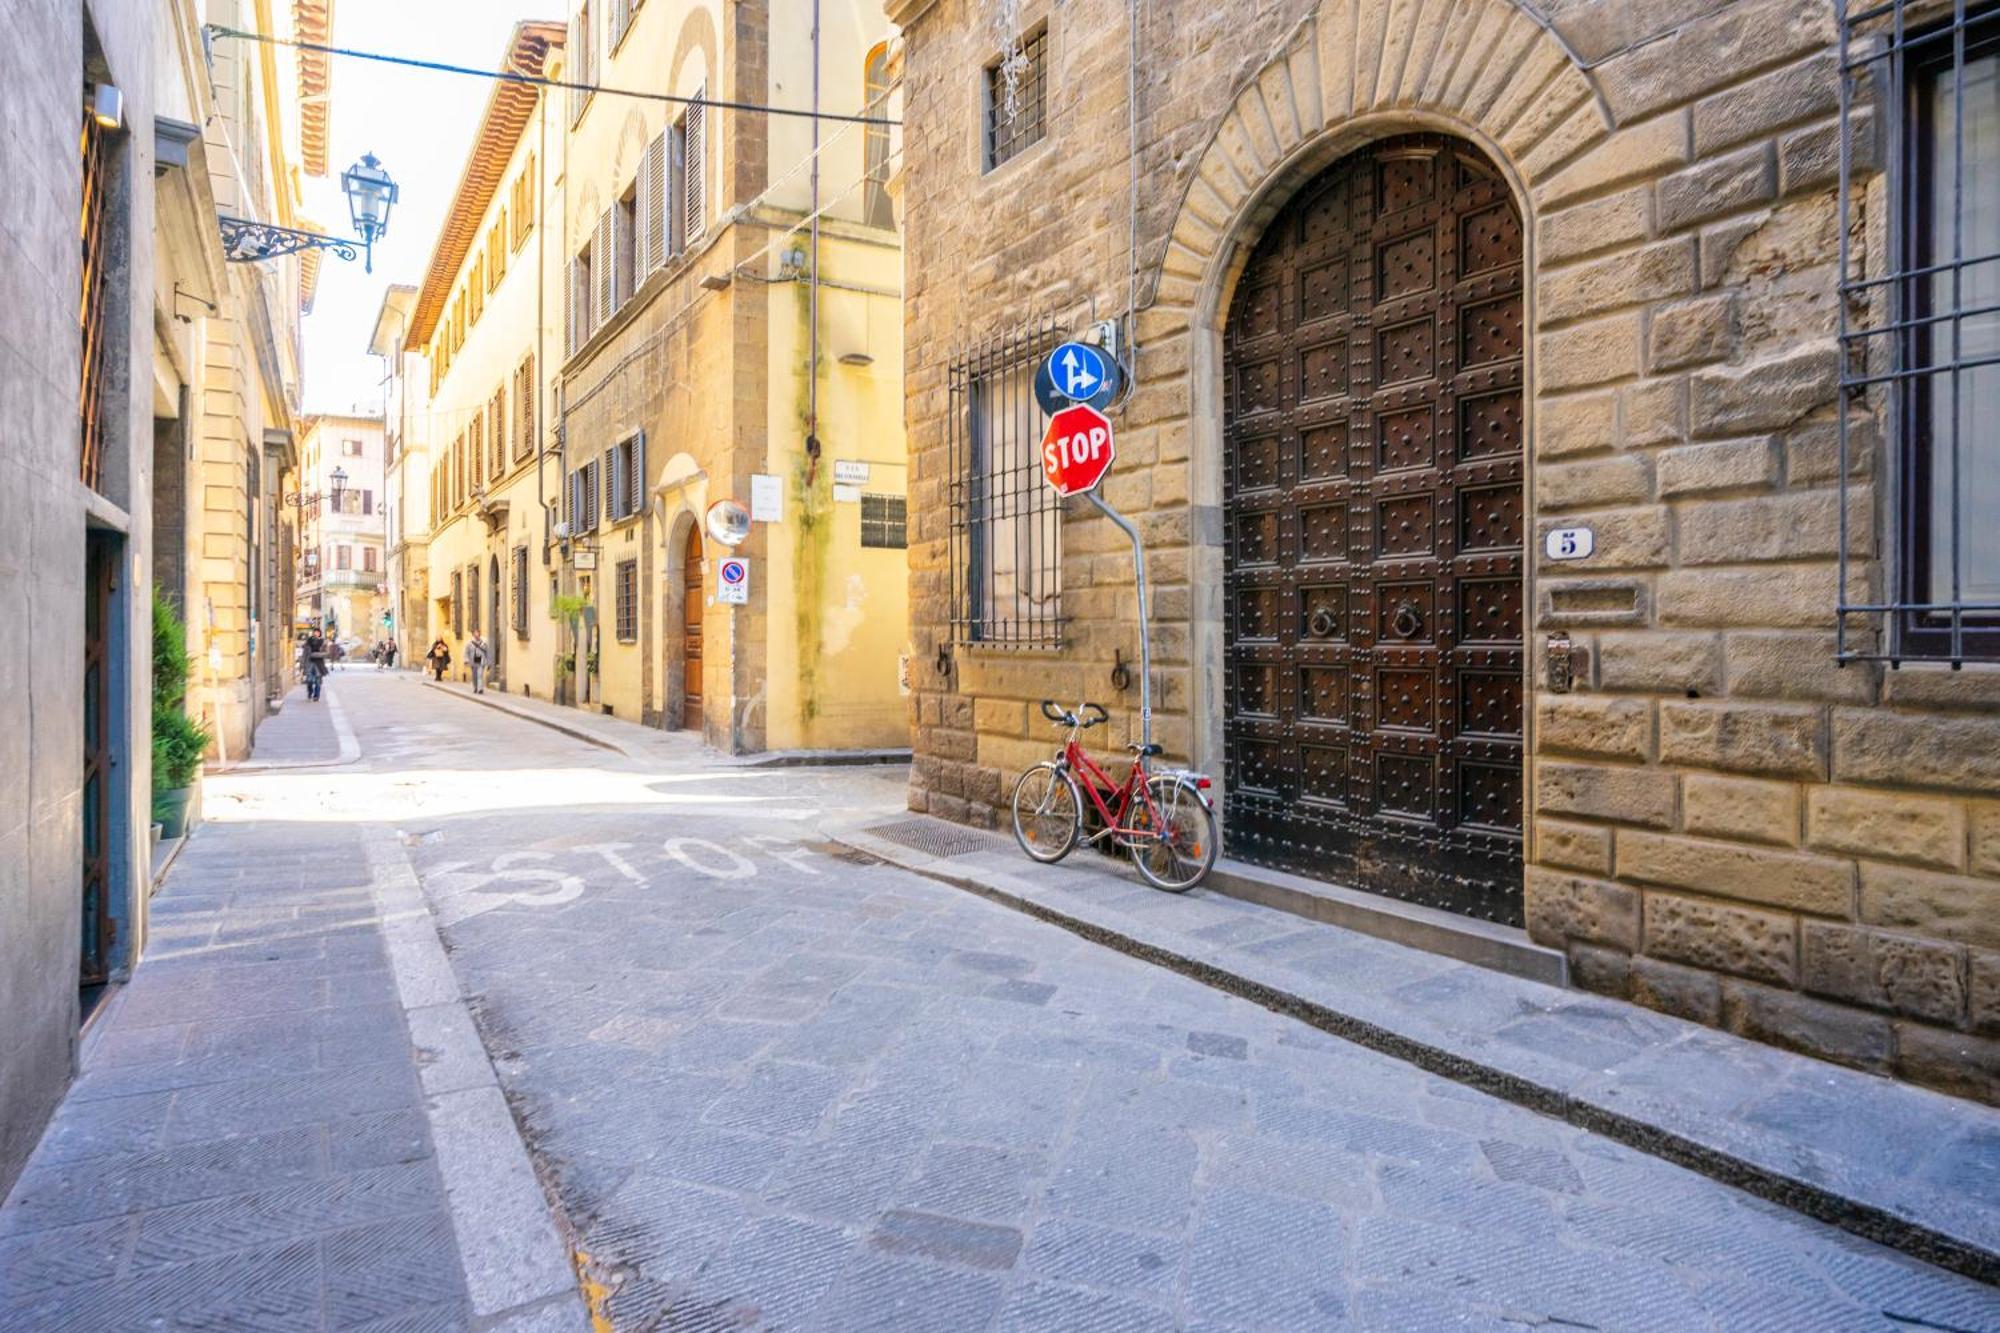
[1055,730,1163,845]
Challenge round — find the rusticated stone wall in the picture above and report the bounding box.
[892,0,2000,1102]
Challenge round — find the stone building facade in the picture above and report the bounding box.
[893,0,2000,1100]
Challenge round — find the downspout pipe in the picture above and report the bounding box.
[807,0,821,477]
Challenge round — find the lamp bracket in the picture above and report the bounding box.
[219,216,361,265]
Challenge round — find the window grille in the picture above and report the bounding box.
[860,493,908,549]
[513,546,530,637]
[984,26,1048,171]
[615,558,638,641]
[451,570,463,636]
[947,313,1066,647]
[79,109,112,492]
[1839,0,2000,662]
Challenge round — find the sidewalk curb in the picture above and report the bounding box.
[831,824,2000,1286]
[425,680,629,756]
[362,825,594,1331]
[214,683,364,772]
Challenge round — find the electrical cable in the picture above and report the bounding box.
[204,24,900,128]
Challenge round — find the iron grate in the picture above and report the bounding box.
[867,817,1002,860]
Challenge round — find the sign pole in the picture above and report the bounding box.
[1085,491,1151,751]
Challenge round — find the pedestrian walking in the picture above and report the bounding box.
[301,630,329,702]
[426,637,451,683]
[466,632,490,694]
[384,639,399,671]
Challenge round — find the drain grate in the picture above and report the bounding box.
[867,817,1002,859]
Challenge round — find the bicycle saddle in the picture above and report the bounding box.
[1126,742,1163,756]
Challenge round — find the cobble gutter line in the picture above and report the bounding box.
[361,822,596,1329]
[833,828,2000,1288]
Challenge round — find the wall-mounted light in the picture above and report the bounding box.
[837,352,874,367]
[90,84,124,131]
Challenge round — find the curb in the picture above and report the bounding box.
[832,826,2000,1286]
[426,682,628,756]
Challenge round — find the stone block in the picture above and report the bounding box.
[1782,415,1875,483]
[1644,893,1798,987]
[1689,343,1840,436]
[1619,377,1685,448]
[973,697,1027,737]
[1628,953,1723,1026]
[1677,488,1860,565]
[1536,818,1613,875]
[1538,316,1642,392]
[1692,52,1839,158]
[1779,107,1872,194]
[1720,978,1894,1073]
[1535,761,1677,829]
[1524,867,1641,952]
[1657,144,1778,233]
[1540,239,1697,326]
[1973,803,2000,878]
[1537,455,1651,513]
[1800,921,1966,1025]
[1832,708,2000,794]
[1568,943,1634,998]
[1806,788,1965,871]
[1892,1022,2000,1104]
[1879,664,2000,712]
[1723,632,1878,705]
[1859,862,2000,950]
[1539,579,1649,629]
[1536,391,1616,460]
[1683,774,1799,847]
[1589,0,1835,124]
[1655,437,1777,499]
[1594,631,1720,694]
[1971,949,2000,1036]
[1657,565,1839,629]
[1700,212,1774,288]
[1535,508,1669,571]
[1618,830,1852,916]
[1538,111,1688,210]
[1537,186,1650,266]
[1662,700,1827,780]
[1535,695,1651,761]
[1649,295,1741,375]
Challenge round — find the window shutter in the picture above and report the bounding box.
[607,446,624,521]
[639,134,667,274]
[563,258,577,356]
[595,209,614,325]
[629,432,645,517]
[683,92,705,244]
[362,489,373,516]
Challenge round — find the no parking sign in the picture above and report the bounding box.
[717,557,750,605]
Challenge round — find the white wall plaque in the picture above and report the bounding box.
[833,460,870,485]
[750,473,784,522]
[1544,527,1595,561]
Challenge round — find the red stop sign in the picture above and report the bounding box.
[1040,404,1116,496]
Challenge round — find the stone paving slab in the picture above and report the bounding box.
[834,814,2000,1285]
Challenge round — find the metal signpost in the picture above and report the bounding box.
[1038,344,1150,749]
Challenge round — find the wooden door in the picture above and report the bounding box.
[81,536,116,985]
[681,525,704,730]
[1221,134,1526,924]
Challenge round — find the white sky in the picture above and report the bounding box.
[299,1,532,414]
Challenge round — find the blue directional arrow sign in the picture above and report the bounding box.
[1035,340,1120,414]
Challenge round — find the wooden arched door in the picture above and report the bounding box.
[681,525,704,730]
[1221,133,1526,924]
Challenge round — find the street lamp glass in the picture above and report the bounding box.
[341,153,397,243]
[330,466,349,508]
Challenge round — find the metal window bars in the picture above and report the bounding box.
[984,25,1047,171]
[1838,0,2000,664]
[947,312,1067,648]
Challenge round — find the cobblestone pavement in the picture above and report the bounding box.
[283,675,1997,1333]
[0,811,470,1329]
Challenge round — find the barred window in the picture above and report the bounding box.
[1839,2,2000,662]
[983,25,1047,172]
[860,494,907,549]
[615,559,638,641]
[948,315,1065,646]
[513,545,530,638]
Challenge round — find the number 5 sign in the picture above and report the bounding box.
[1040,404,1116,497]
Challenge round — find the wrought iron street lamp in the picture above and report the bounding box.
[286,466,349,517]
[219,152,398,272]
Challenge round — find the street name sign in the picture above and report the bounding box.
[1041,403,1116,496]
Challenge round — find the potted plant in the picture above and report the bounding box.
[150,593,210,839]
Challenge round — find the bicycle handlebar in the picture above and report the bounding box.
[1040,700,1110,729]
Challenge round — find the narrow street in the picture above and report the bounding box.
[5,669,1993,1331]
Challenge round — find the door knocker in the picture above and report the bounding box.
[1308,607,1338,639]
[1390,602,1422,640]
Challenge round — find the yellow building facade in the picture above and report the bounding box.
[411,23,568,699]
[553,0,909,752]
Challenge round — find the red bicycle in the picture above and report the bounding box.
[1010,700,1219,892]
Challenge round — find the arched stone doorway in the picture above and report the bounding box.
[1221,132,1526,924]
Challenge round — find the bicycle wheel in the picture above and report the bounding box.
[1128,776,1219,892]
[1011,762,1082,864]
